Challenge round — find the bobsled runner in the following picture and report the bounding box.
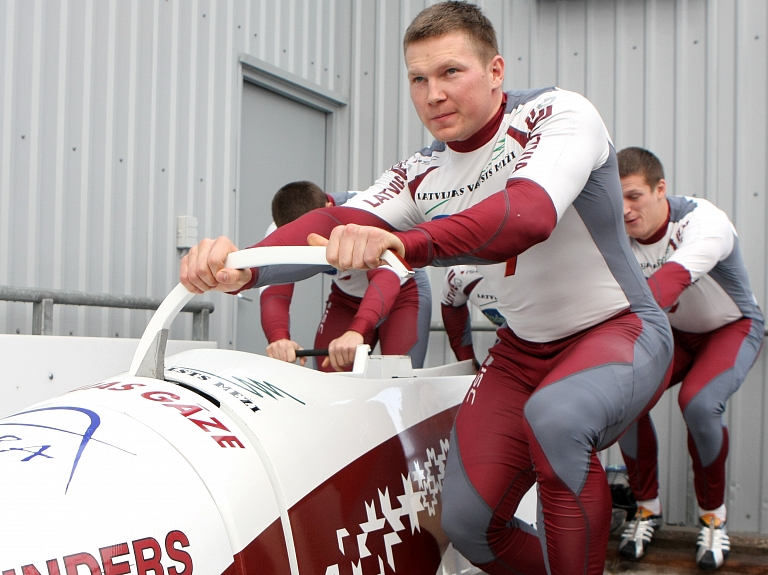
[0,247,536,575]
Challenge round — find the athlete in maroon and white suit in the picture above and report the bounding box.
[617,148,763,569]
[181,7,672,573]
[260,193,432,372]
[234,87,673,575]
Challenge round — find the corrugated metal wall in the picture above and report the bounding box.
[0,0,766,533]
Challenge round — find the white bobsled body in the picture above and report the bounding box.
[0,248,537,574]
[1,348,538,575]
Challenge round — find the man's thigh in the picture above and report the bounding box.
[678,318,763,409]
[452,312,670,503]
[455,359,536,496]
[526,312,670,458]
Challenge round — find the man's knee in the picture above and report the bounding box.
[681,390,726,431]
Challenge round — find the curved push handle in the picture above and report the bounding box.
[129,246,412,378]
[224,245,413,278]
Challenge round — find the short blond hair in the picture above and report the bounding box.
[403,1,499,65]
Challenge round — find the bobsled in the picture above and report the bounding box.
[0,247,536,575]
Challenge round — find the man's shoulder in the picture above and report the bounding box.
[670,195,731,224]
[504,87,558,112]
[405,141,448,167]
[503,86,593,111]
[503,87,605,140]
[396,141,450,176]
[668,196,737,246]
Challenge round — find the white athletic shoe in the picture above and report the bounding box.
[696,514,730,570]
[618,507,662,560]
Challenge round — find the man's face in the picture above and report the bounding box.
[622,173,668,240]
[405,32,504,143]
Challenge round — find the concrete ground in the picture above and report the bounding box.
[604,524,768,574]
[460,515,768,574]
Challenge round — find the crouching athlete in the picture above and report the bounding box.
[616,147,763,570]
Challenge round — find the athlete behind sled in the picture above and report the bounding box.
[260,181,430,372]
[615,147,763,570]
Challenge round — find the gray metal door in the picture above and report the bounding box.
[237,81,328,355]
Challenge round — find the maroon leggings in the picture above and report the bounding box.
[441,312,671,575]
[620,317,763,511]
